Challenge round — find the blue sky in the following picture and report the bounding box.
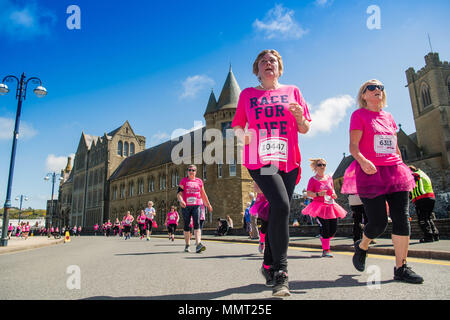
[0,0,449,209]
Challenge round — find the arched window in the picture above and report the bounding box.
[117,141,123,156]
[130,143,135,156]
[400,146,408,161]
[124,142,129,157]
[129,181,134,197]
[421,83,432,108]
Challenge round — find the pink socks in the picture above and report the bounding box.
[259,232,265,244]
[321,237,331,251]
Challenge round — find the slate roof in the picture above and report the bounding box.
[109,127,206,181]
[332,155,355,180]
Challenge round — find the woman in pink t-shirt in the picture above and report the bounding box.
[341,79,422,284]
[137,210,147,240]
[232,49,311,297]
[302,158,347,258]
[177,164,212,253]
[8,223,13,240]
[122,211,134,240]
[165,206,179,242]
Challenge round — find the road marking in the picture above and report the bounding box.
[198,238,450,267]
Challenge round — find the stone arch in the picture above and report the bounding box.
[421,82,432,109]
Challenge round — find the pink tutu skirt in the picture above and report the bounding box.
[301,200,347,219]
[250,199,269,221]
[341,161,415,199]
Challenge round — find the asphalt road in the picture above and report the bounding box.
[0,236,449,300]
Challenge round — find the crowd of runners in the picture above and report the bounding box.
[12,49,433,298]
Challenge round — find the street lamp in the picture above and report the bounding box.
[0,73,47,247]
[14,195,29,223]
[44,173,64,229]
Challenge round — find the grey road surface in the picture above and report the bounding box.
[0,236,449,300]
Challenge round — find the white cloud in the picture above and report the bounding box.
[149,132,170,147]
[253,4,308,40]
[306,95,355,137]
[45,154,75,172]
[0,0,56,39]
[171,120,204,140]
[181,75,215,99]
[0,117,38,140]
[315,0,334,7]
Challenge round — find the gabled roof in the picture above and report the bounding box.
[332,155,355,180]
[109,127,206,181]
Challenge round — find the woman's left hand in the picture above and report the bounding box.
[288,102,304,122]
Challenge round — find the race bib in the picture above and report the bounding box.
[186,197,197,205]
[324,195,334,205]
[259,137,288,162]
[374,135,396,154]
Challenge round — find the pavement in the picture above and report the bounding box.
[0,235,65,255]
[0,233,449,261]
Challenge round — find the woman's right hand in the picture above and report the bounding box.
[360,159,377,175]
[243,132,252,145]
[180,200,187,208]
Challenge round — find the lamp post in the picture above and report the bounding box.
[44,173,63,229]
[0,73,47,247]
[14,195,29,223]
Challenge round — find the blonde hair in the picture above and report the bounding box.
[253,49,284,79]
[309,158,327,173]
[357,79,387,109]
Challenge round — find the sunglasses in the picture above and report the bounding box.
[188,169,196,172]
[364,85,384,92]
[317,164,326,167]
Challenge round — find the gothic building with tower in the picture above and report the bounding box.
[333,52,450,217]
[58,68,254,229]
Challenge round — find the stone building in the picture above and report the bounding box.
[59,69,254,229]
[58,122,146,227]
[108,68,254,228]
[333,52,450,217]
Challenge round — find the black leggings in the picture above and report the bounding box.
[351,205,368,243]
[248,166,298,273]
[316,218,337,239]
[360,191,410,239]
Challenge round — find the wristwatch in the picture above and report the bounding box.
[316,192,319,197]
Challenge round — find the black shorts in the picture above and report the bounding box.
[123,225,131,233]
[182,205,200,231]
[167,224,177,234]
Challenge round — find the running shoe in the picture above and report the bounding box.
[322,250,333,258]
[196,243,206,253]
[258,243,265,254]
[260,266,274,287]
[352,239,367,272]
[184,245,190,252]
[272,271,290,297]
[147,237,150,241]
[394,264,424,284]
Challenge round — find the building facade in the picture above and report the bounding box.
[59,69,254,229]
[108,69,254,229]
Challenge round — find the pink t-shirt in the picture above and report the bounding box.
[122,216,133,226]
[231,85,311,173]
[179,177,203,206]
[166,211,179,225]
[350,108,402,166]
[94,224,99,230]
[307,175,335,204]
[137,215,146,224]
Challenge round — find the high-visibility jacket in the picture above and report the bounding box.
[410,169,435,203]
